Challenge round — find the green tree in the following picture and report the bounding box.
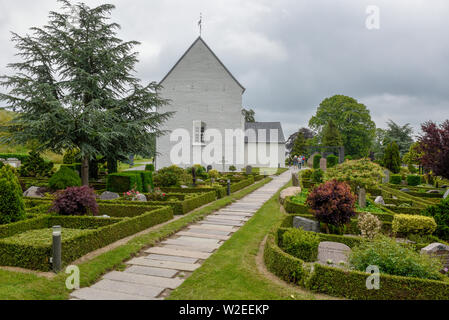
[309,95,376,158]
[0,1,172,185]
[291,131,307,157]
[383,142,401,174]
[321,119,343,154]
[383,120,414,156]
[242,108,255,122]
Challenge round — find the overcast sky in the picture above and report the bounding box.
[1,0,448,139]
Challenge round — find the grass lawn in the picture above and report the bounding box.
[168,183,327,300]
[0,177,272,300]
[117,158,153,172]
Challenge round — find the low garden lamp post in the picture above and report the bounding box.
[227,179,231,196]
[52,225,62,273]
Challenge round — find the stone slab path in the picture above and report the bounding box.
[70,170,291,300]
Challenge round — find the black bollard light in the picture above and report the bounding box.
[52,225,62,273]
[227,179,231,196]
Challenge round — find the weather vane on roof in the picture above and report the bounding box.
[198,13,203,36]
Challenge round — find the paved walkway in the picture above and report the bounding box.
[70,170,292,300]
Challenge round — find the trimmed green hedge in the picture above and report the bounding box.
[406,191,443,199]
[0,153,30,162]
[264,226,449,300]
[283,197,311,214]
[229,176,255,193]
[106,172,143,193]
[390,174,402,185]
[161,187,226,199]
[306,263,449,300]
[0,206,173,271]
[130,171,154,192]
[385,206,424,215]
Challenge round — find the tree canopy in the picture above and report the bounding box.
[321,119,343,147]
[383,141,401,174]
[0,1,172,185]
[290,131,307,157]
[242,108,255,123]
[309,95,376,158]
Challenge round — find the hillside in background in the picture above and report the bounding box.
[0,109,63,163]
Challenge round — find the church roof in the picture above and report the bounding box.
[159,37,246,93]
[245,122,286,144]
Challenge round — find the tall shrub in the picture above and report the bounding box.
[19,151,54,177]
[313,154,322,169]
[326,154,338,168]
[423,198,449,240]
[0,165,26,224]
[49,166,82,190]
[306,180,357,229]
[383,142,401,174]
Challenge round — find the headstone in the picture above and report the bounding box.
[374,196,385,206]
[207,165,212,172]
[245,165,252,174]
[196,178,204,183]
[292,173,300,187]
[382,170,390,184]
[280,187,301,204]
[400,188,410,192]
[441,185,449,189]
[133,194,147,202]
[420,243,449,271]
[99,191,120,200]
[180,185,189,189]
[318,241,351,265]
[319,158,327,171]
[426,190,440,194]
[358,187,366,208]
[444,189,449,199]
[293,216,320,233]
[4,158,21,168]
[23,186,44,198]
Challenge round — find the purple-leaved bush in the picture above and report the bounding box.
[50,186,99,216]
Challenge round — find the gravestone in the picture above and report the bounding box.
[444,189,449,199]
[318,241,351,265]
[319,158,327,171]
[420,243,449,271]
[293,216,320,232]
[382,170,390,184]
[400,188,410,192]
[245,165,252,174]
[5,158,21,168]
[374,196,385,206]
[23,186,44,198]
[99,191,120,200]
[207,165,212,172]
[426,190,440,194]
[133,194,147,202]
[358,187,366,208]
[292,173,300,187]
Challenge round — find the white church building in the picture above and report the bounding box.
[155,37,286,171]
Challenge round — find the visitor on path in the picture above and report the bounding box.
[293,155,298,169]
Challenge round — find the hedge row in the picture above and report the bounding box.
[385,206,424,215]
[106,171,154,193]
[0,153,30,162]
[228,176,255,193]
[0,206,173,271]
[264,229,449,300]
[406,191,443,199]
[160,187,226,199]
[283,197,311,214]
[380,185,434,207]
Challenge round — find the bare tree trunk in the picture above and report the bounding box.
[81,156,89,186]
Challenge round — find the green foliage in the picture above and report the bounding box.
[281,228,320,262]
[312,154,321,169]
[392,214,437,235]
[349,235,443,280]
[383,142,401,174]
[309,95,376,158]
[208,170,220,180]
[311,168,324,183]
[242,108,255,122]
[145,164,155,172]
[107,172,142,193]
[154,165,190,187]
[0,1,172,185]
[389,174,402,185]
[301,169,313,180]
[324,158,384,190]
[229,165,237,172]
[423,198,449,240]
[357,213,382,239]
[291,131,307,157]
[18,151,53,178]
[321,119,343,148]
[130,171,153,192]
[0,165,26,224]
[326,154,338,168]
[48,166,81,191]
[0,153,29,162]
[407,175,421,186]
[62,149,80,164]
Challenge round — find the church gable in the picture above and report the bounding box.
[160,37,245,94]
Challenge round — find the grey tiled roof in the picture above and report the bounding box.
[245,122,286,143]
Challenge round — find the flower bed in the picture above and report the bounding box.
[0,206,173,271]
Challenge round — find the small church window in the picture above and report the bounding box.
[193,121,206,144]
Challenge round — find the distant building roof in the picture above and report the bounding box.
[245,122,286,144]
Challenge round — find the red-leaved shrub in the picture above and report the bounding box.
[50,186,99,216]
[306,180,356,228]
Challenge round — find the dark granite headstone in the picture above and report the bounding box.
[293,216,320,232]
